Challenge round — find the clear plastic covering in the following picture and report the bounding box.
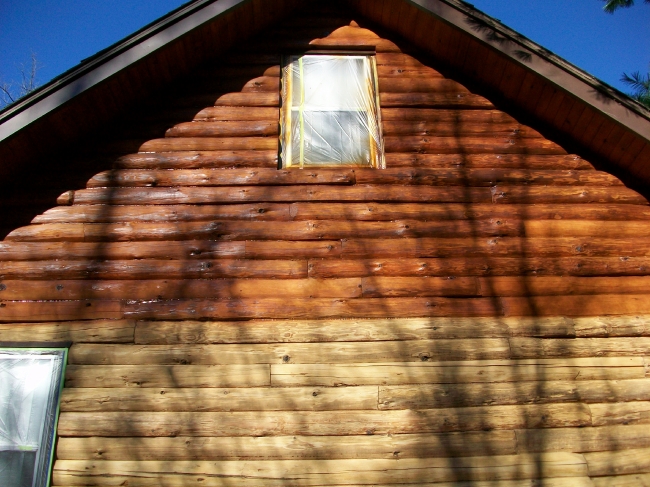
[280,54,384,168]
[0,349,66,487]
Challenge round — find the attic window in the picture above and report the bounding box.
[280,54,384,168]
[0,349,66,487]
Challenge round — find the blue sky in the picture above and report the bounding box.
[1,0,649,98]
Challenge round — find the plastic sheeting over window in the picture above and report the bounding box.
[280,54,384,168]
[0,349,66,487]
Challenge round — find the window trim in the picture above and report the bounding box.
[0,347,67,487]
[279,51,385,169]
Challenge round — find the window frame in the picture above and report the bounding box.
[279,51,385,169]
[0,348,67,487]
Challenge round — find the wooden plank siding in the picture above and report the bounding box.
[1,6,650,487]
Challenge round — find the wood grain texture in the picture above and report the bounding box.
[270,358,645,386]
[516,424,650,453]
[133,316,569,344]
[57,404,591,437]
[60,385,378,411]
[0,278,362,301]
[68,338,511,365]
[64,364,270,388]
[379,379,650,409]
[56,431,517,460]
[0,320,134,343]
[52,453,588,486]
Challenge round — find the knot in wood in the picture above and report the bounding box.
[282,355,290,363]
[0,284,5,291]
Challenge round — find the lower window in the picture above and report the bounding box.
[0,349,67,487]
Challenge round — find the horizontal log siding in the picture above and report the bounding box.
[1,7,649,486]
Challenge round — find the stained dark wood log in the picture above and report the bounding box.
[86,168,354,188]
[62,185,647,206]
[0,240,247,261]
[0,278,363,301]
[194,106,279,121]
[165,120,277,137]
[381,109,515,123]
[379,92,494,108]
[214,92,279,106]
[362,276,650,298]
[308,257,650,278]
[477,276,650,297]
[0,259,306,280]
[122,297,503,320]
[502,295,650,317]
[8,219,525,242]
[113,150,278,169]
[67,186,494,205]
[340,237,650,258]
[375,52,431,67]
[0,300,123,322]
[290,203,650,221]
[378,77,471,93]
[384,136,567,155]
[354,168,622,186]
[137,136,277,152]
[382,120,543,137]
[377,65,444,78]
[33,203,294,224]
[490,186,647,205]
[384,153,595,170]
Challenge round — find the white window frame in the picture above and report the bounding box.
[0,348,67,487]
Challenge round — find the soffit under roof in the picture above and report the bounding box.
[0,0,648,184]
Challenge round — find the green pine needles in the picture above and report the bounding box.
[602,0,650,108]
[602,0,650,13]
[621,69,650,107]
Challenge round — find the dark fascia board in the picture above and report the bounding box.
[405,0,650,143]
[0,0,252,144]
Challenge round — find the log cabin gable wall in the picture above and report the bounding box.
[2,5,650,486]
